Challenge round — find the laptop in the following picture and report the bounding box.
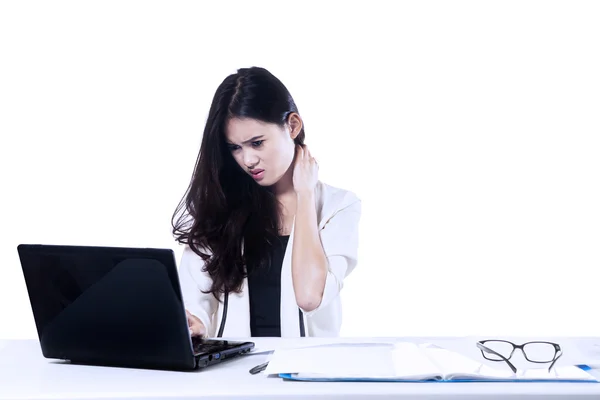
[16,244,255,371]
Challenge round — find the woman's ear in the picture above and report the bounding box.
[287,113,303,139]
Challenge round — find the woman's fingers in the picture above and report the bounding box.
[186,309,206,337]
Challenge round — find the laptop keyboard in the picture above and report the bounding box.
[192,339,231,355]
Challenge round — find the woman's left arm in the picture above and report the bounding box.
[291,144,361,313]
[291,191,362,313]
[291,190,328,311]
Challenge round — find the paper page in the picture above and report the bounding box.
[264,341,599,382]
[423,347,599,381]
[517,365,598,381]
[390,342,443,380]
[575,338,600,368]
[264,343,399,378]
[423,347,515,380]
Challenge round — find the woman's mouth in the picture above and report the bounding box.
[250,169,265,181]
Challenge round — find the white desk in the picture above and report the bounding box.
[1,337,599,400]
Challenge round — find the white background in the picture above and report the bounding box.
[1,1,599,340]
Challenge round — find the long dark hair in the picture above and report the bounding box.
[172,66,305,299]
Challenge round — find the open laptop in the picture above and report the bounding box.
[16,244,255,371]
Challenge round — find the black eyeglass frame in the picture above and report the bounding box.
[476,340,562,373]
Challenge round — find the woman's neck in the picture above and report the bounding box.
[271,164,295,198]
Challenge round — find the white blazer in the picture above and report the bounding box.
[177,180,361,338]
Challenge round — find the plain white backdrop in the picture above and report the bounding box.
[1,1,599,340]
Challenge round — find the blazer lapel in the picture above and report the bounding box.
[280,215,302,337]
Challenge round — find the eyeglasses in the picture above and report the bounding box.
[476,340,562,373]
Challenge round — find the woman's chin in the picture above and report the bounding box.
[251,171,287,189]
[252,176,273,186]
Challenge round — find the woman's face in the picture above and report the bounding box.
[225,115,301,187]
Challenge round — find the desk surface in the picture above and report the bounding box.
[1,337,600,400]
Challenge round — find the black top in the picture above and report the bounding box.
[247,235,289,337]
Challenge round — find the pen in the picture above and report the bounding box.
[249,361,269,375]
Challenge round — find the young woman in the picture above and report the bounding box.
[172,67,361,338]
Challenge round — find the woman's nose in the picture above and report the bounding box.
[244,151,259,167]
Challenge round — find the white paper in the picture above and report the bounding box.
[264,343,398,378]
[263,341,599,382]
[391,342,443,380]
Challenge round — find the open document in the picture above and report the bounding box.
[263,342,599,382]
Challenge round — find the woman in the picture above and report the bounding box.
[172,66,361,338]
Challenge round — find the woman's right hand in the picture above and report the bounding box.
[186,309,206,337]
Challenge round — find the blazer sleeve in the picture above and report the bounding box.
[301,194,362,316]
[178,245,219,337]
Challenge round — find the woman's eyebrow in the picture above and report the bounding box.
[227,135,264,145]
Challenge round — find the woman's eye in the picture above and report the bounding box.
[228,145,240,151]
[252,140,264,147]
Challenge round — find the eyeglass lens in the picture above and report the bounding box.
[481,340,557,363]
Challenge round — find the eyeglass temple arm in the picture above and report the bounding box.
[548,349,562,372]
[476,342,517,373]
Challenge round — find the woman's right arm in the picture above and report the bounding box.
[178,245,218,337]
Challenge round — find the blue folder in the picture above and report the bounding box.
[278,365,598,383]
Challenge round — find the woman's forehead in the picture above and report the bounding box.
[225,118,282,143]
